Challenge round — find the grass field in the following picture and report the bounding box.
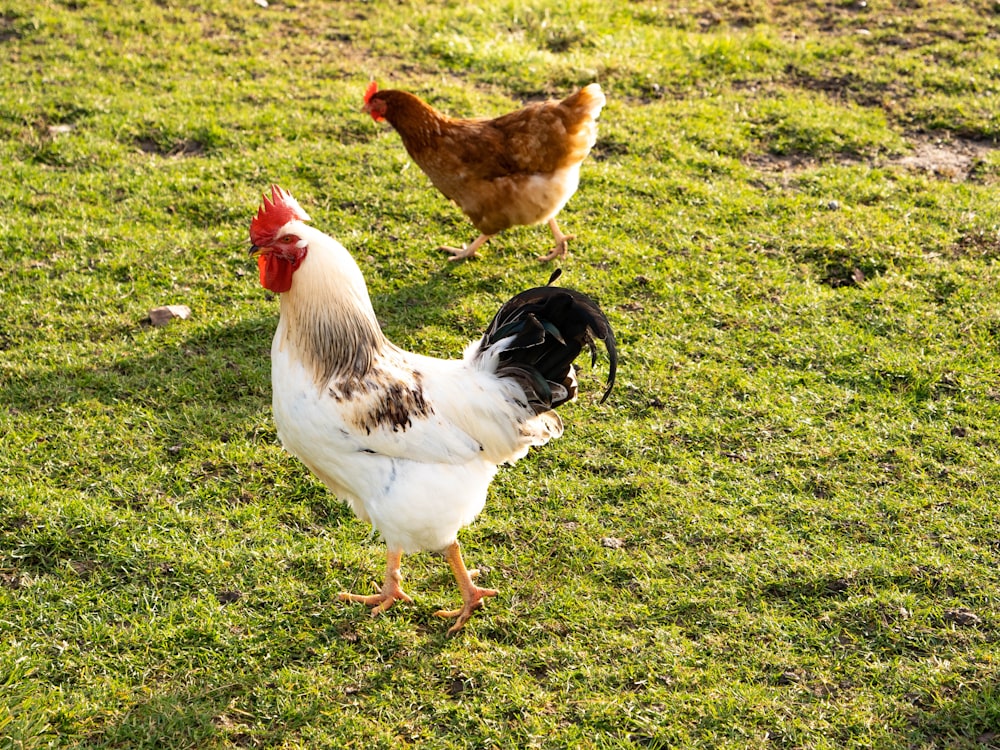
[2,0,1000,747]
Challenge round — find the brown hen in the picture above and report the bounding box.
[364,82,605,262]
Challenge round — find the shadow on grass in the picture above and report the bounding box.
[3,318,274,413]
[2,262,507,413]
[77,623,485,748]
[2,264,521,567]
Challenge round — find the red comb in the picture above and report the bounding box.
[250,185,311,245]
[363,80,378,105]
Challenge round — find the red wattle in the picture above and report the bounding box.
[258,254,294,293]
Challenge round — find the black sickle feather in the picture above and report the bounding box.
[479,272,618,411]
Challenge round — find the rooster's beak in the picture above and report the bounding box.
[248,244,263,257]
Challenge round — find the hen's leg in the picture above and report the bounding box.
[537,218,575,262]
[435,541,498,635]
[440,233,492,261]
[339,548,413,616]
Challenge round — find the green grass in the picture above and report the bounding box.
[3,0,1000,747]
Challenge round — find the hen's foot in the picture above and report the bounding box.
[537,236,573,262]
[440,232,492,262]
[440,244,479,261]
[539,218,574,262]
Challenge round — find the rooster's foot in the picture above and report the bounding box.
[339,548,412,616]
[339,585,412,617]
[435,585,498,636]
[436,541,498,635]
[339,585,413,616]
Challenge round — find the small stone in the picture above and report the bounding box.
[148,304,192,327]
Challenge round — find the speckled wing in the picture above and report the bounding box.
[327,350,537,467]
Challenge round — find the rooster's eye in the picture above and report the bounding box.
[280,236,294,244]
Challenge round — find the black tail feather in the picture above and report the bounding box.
[480,272,618,412]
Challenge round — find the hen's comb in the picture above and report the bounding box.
[250,185,311,245]
[363,80,378,105]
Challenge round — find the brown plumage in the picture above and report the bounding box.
[364,82,606,262]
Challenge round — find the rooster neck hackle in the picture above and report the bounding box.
[278,228,389,387]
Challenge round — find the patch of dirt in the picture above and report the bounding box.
[744,136,996,182]
[949,225,1000,260]
[894,137,994,181]
[1,570,24,589]
[743,152,849,174]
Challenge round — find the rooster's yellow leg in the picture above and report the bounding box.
[441,233,492,261]
[435,541,498,635]
[537,218,575,262]
[339,548,413,616]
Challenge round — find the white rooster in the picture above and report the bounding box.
[248,185,617,634]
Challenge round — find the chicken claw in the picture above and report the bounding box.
[537,219,574,262]
[441,233,493,261]
[441,245,479,261]
[435,541,498,635]
[339,548,413,616]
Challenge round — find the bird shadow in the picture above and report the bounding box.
[3,317,273,415]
